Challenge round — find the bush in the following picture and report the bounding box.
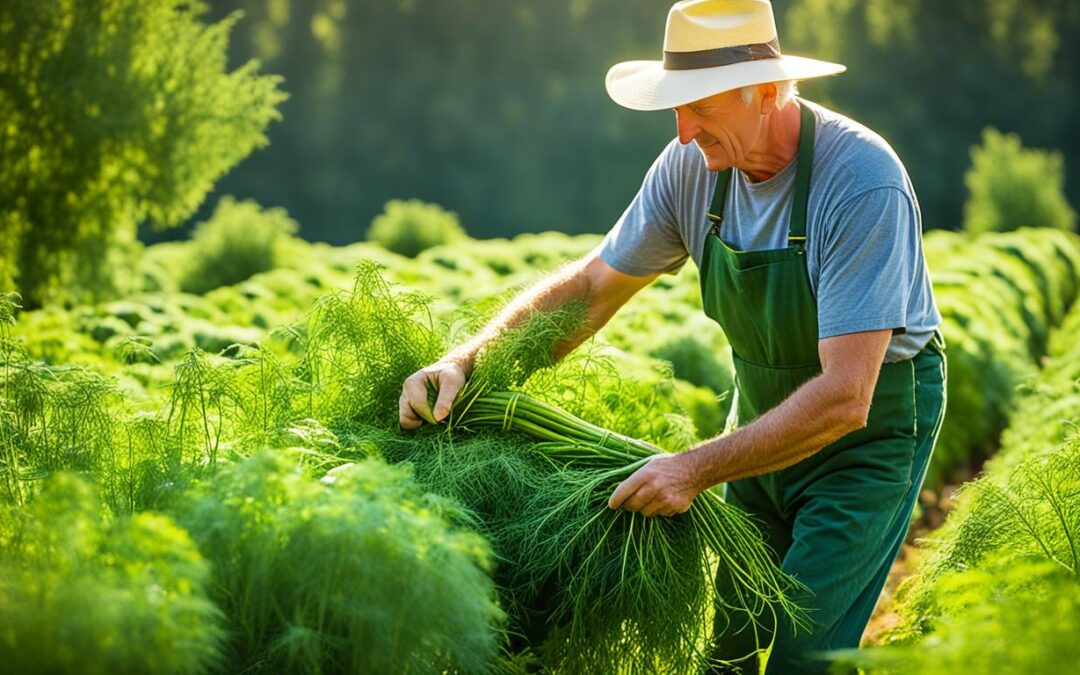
[0,474,223,675]
[652,334,735,396]
[181,197,298,294]
[367,199,466,257]
[0,0,286,307]
[174,452,503,674]
[833,556,1080,674]
[963,127,1077,234]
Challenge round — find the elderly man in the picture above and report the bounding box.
[399,1,946,672]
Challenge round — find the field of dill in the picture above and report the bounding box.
[3,214,1080,674]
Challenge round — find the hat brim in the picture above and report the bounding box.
[605,55,846,111]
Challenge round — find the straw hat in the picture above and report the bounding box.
[606,0,845,111]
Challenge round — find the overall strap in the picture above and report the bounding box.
[788,102,815,243]
[706,100,816,244]
[706,169,730,228]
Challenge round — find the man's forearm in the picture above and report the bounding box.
[443,260,597,372]
[682,372,868,489]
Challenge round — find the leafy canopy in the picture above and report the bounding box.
[0,0,287,306]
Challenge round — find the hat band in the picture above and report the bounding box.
[663,37,781,71]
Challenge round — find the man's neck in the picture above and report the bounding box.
[738,101,802,184]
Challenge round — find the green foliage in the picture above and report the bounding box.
[832,557,1080,674]
[875,291,1080,666]
[0,473,223,675]
[303,261,446,425]
[320,286,803,673]
[367,199,467,258]
[174,451,503,675]
[963,128,1077,234]
[903,437,1080,626]
[920,228,1080,486]
[181,197,299,294]
[0,0,286,306]
[14,221,1080,672]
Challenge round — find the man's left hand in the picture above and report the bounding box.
[608,453,701,517]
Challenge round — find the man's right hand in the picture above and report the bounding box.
[399,358,469,429]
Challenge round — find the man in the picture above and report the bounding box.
[400,1,946,673]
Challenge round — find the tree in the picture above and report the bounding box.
[0,0,287,307]
[963,127,1076,234]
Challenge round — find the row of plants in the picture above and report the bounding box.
[919,227,1080,485]
[832,271,1080,673]
[0,455,503,675]
[17,222,1080,487]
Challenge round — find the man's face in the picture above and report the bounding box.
[672,87,765,172]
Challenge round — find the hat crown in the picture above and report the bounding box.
[664,0,778,53]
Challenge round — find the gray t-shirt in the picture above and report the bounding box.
[599,99,941,363]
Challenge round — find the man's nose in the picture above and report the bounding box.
[675,107,697,145]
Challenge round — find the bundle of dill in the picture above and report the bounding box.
[314,268,804,673]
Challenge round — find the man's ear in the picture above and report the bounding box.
[759,83,778,115]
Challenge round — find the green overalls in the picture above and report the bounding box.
[702,103,947,675]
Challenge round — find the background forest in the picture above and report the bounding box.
[4,0,1078,306]
[191,0,1080,242]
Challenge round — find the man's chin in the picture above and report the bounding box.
[701,153,730,172]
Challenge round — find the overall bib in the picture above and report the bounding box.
[702,104,947,674]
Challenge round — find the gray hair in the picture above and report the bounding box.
[740,80,800,109]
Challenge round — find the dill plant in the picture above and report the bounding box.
[228,341,314,445]
[303,261,445,425]
[833,556,1080,674]
[173,451,503,674]
[0,291,25,503]
[367,199,467,258]
[0,473,223,674]
[181,198,300,295]
[0,349,124,507]
[1,299,185,513]
[891,308,1080,637]
[165,347,248,468]
[963,128,1077,235]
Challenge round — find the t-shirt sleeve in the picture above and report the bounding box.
[598,143,690,276]
[816,186,919,339]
